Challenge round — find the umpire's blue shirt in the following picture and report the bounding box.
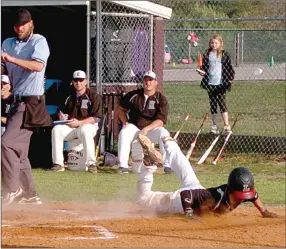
[1,33,50,96]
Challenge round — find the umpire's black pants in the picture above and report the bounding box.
[1,102,36,198]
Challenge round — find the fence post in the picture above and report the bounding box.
[150,15,154,70]
[235,32,240,66]
[241,31,244,65]
[153,17,164,91]
[86,1,91,86]
[96,0,102,95]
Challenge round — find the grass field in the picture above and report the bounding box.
[164,81,285,136]
[33,155,285,206]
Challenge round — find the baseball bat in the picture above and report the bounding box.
[173,113,190,140]
[185,113,208,160]
[100,106,108,155]
[105,95,110,152]
[212,131,232,165]
[212,114,241,165]
[197,133,221,165]
[110,93,115,151]
[95,113,107,159]
[107,95,112,152]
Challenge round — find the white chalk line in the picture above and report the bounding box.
[2,224,118,240]
[54,209,79,215]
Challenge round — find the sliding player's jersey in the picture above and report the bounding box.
[180,184,259,216]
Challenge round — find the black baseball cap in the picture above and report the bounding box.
[14,8,32,26]
[227,167,256,200]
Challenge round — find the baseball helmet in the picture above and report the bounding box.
[103,152,117,166]
[227,167,256,200]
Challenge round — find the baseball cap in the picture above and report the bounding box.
[73,70,87,79]
[1,75,10,84]
[143,71,156,80]
[14,8,32,26]
[227,167,256,200]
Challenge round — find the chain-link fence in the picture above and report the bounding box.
[90,0,286,158]
[90,1,152,93]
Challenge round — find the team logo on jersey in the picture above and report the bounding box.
[148,100,155,110]
[81,99,89,109]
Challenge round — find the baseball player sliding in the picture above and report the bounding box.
[136,134,278,219]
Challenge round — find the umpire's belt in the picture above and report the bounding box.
[13,95,44,103]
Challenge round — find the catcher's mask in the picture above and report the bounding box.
[227,167,256,201]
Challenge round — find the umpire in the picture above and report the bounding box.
[1,9,51,204]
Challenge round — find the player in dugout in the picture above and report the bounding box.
[136,134,279,219]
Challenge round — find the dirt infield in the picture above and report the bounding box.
[2,202,285,248]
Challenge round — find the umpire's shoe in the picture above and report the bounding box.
[138,134,162,166]
[2,187,23,205]
[18,193,42,205]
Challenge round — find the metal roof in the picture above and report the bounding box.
[2,0,172,19]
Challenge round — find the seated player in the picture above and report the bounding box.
[51,70,102,173]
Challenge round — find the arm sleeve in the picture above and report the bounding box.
[31,38,50,65]
[155,95,168,124]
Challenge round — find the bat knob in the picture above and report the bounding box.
[212,161,217,165]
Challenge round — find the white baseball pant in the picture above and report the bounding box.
[52,123,98,167]
[118,123,171,172]
[136,138,205,214]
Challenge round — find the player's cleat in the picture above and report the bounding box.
[2,187,23,205]
[18,194,42,205]
[51,164,65,172]
[87,164,98,173]
[164,167,173,174]
[210,125,220,134]
[161,136,177,144]
[138,134,162,166]
[118,167,129,174]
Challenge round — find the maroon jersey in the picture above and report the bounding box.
[180,184,259,216]
[120,88,168,130]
